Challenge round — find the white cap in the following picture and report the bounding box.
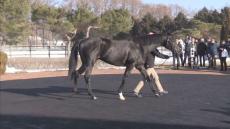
[148,32,155,35]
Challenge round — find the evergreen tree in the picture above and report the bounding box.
[32,4,74,40]
[194,7,210,23]
[100,9,133,36]
[220,7,230,41]
[194,7,223,24]
[69,8,97,32]
[211,9,223,24]
[174,12,188,30]
[0,0,31,44]
[158,15,175,34]
[130,13,159,37]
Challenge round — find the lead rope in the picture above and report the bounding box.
[156,55,173,68]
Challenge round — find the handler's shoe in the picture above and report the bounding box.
[134,92,143,98]
[155,93,160,97]
[159,90,168,95]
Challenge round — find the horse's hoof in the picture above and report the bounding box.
[91,96,97,100]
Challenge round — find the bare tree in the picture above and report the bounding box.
[88,0,104,15]
[170,4,187,17]
[138,4,172,20]
[125,0,142,16]
[30,0,60,8]
[62,0,76,11]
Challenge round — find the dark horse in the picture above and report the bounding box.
[68,34,170,100]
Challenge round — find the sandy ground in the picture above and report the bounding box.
[1,68,229,81]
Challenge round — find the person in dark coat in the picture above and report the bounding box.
[197,38,207,67]
[226,38,230,55]
[207,39,218,69]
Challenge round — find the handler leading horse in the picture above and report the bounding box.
[68,35,171,100]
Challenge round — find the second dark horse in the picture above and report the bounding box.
[68,35,170,100]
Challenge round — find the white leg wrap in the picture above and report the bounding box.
[119,92,125,101]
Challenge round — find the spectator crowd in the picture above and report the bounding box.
[174,36,230,71]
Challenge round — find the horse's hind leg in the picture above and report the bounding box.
[73,65,86,93]
[118,65,133,101]
[84,66,97,100]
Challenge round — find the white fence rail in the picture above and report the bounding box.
[1,45,172,58]
[1,45,174,66]
[1,45,68,58]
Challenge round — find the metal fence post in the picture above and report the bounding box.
[48,46,50,58]
[65,46,67,57]
[29,45,32,57]
[9,45,12,57]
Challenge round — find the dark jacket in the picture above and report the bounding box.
[184,42,192,54]
[197,41,207,56]
[226,41,230,54]
[144,48,169,69]
[144,53,155,69]
[207,42,218,56]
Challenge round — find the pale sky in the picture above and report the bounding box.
[142,0,230,11]
[56,0,230,12]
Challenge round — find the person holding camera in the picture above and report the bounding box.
[218,41,228,71]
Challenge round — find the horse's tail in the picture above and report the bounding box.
[68,41,80,84]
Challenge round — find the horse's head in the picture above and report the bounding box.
[162,35,183,54]
[161,35,174,50]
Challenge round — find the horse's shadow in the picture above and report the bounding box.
[0,86,137,100]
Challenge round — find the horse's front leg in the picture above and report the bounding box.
[118,65,133,101]
[84,66,97,100]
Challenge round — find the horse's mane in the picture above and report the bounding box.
[133,34,165,46]
[100,37,112,43]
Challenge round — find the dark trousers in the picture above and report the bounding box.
[198,55,206,67]
[208,55,216,69]
[220,57,227,71]
[183,53,191,66]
